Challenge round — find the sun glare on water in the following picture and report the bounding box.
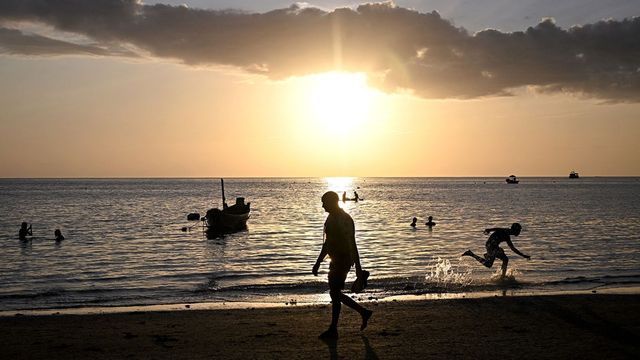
[306,72,377,135]
[325,176,354,191]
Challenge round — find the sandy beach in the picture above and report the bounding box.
[2,294,638,359]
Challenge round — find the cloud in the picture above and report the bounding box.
[1,0,639,101]
[0,27,114,56]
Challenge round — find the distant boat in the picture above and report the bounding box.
[205,179,250,238]
[569,171,580,179]
[505,175,519,184]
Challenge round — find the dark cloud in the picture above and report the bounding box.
[1,0,639,101]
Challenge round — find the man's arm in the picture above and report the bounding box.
[506,238,530,259]
[484,227,501,234]
[312,243,328,276]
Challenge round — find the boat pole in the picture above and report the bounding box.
[221,178,227,209]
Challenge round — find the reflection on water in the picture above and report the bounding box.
[325,177,354,192]
[0,177,639,310]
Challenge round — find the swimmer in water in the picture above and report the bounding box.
[54,229,65,242]
[19,222,32,241]
[425,216,436,228]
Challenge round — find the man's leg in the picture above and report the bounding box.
[320,270,348,339]
[323,268,372,337]
[337,292,373,330]
[496,249,509,277]
[328,272,370,324]
[329,288,343,330]
[463,250,495,268]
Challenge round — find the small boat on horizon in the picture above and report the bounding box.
[205,179,250,238]
[505,175,519,184]
[569,171,580,179]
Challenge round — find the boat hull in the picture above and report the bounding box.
[205,207,250,238]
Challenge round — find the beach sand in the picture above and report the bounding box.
[2,294,638,359]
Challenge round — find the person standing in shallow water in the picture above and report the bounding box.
[54,229,65,242]
[425,216,436,228]
[313,191,373,340]
[19,222,32,241]
[462,223,530,277]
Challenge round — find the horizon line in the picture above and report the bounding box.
[1,175,639,180]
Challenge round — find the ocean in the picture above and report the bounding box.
[1,177,639,312]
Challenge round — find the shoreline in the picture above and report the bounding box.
[2,284,638,318]
[1,293,638,359]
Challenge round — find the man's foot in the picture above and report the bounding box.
[360,309,373,331]
[462,250,472,257]
[319,328,338,340]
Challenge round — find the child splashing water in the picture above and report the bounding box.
[425,257,473,288]
[462,223,530,278]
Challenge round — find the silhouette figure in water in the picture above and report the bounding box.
[313,191,372,340]
[410,217,417,227]
[19,222,32,241]
[462,223,529,277]
[425,216,436,228]
[342,191,347,202]
[353,191,360,202]
[54,229,65,242]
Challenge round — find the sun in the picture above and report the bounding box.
[306,72,377,135]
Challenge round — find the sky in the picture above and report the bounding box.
[1,0,639,177]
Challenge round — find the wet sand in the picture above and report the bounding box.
[1,294,638,359]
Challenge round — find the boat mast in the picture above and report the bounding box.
[221,178,227,209]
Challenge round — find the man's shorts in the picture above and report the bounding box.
[484,245,507,264]
[328,257,353,291]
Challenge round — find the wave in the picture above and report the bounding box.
[544,274,640,287]
[0,287,178,311]
[198,272,640,298]
[3,272,640,312]
[193,258,640,298]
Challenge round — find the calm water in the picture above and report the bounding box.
[1,177,639,311]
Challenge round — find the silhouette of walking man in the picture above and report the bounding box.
[313,191,372,339]
[462,223,530,277]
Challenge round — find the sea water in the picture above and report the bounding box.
[0,177,639,311]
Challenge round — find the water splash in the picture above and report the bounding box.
[425,257,474,288]
[489,267,521,285]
